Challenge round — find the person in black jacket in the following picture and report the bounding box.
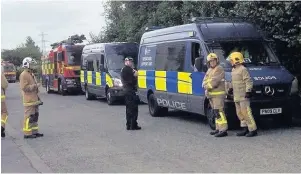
[121,57,141,130]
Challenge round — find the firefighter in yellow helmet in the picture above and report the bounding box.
[19,57,43,139]
[202,53,228,137]
[1,69,9,137]
[228,52,257,137]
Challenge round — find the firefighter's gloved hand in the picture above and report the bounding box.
[245,92,252,98]
[228,88,233,95]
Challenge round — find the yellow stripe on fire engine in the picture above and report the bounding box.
[65,66,81,70]
[4,72,16,75]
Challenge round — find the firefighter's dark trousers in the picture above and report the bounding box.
[124,89,138,128]
[23,105,40,136]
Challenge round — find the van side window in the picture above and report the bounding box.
[155,41,186,71]
[87,61,94,71]
[191,42,201,66]
[139,46,156,70]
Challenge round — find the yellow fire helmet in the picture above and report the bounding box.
[228,52,244,65]
[206,53,219,63]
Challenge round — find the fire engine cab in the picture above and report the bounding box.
[41,43,84,95]
[1,61,16,83]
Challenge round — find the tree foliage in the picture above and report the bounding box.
[91,1,301,81]
[50,34,87,49]
[1,36,42,66]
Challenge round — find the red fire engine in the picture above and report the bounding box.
[1,61,16,83]
[41,43,84,95]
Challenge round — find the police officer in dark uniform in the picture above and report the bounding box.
[121,57,141,130]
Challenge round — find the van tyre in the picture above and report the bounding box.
[85,88,94,100]
[148,93,168,117]
[106,89,115,105]
[205,103,216,130]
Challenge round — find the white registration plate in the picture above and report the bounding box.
[260,108,282,115]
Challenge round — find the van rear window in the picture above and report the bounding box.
[3,65,16,72]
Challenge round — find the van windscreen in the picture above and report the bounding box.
[105,43,138,70]
[208,40,279,68]
[3,65,16,72]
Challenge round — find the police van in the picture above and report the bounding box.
[80,42,139,105]
[137,18,300,129]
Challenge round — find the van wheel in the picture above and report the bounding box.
[85,87,94,100]
[106,89,115,105]
[205,103,216,130]
[148,94,168,117]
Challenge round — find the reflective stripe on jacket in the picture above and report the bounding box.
[202,65,226,98]
[231,65,253,102]
[19,69,40,106]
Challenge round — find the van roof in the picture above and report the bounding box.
[141,21,263,44]
[198,22,262,41]
[82,42,138,54]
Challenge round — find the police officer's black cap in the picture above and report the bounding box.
[124,57,133,61]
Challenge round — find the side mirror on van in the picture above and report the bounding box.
[99,64,105,71]
[194,57,204,71]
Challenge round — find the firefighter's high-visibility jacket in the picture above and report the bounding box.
[19,69,40,106]
[1,73,8,101]
[202,65,226,98]
[231,65,253,102]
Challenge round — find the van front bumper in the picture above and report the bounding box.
[108,87,126,99]
[224,94,301,119]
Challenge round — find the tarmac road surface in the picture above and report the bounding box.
[2,83,301,173]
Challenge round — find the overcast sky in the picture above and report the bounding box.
[1,0,106,52]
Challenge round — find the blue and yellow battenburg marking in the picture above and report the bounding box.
[138,70,206,96]
[80,70,114,88]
